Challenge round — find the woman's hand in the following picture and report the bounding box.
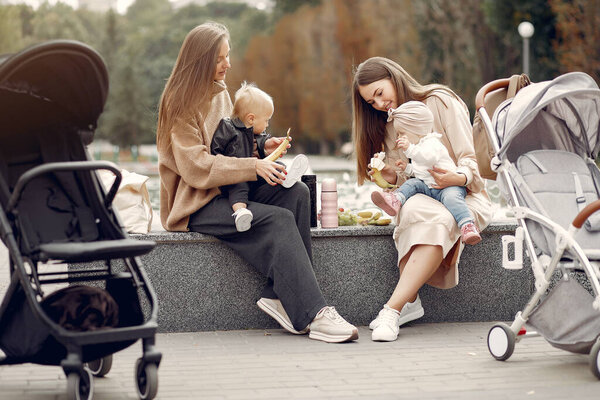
[264,136,291,158]
[428,166,466,189]
[256,159,286,186]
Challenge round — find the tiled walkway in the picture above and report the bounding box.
[1,322,599,400]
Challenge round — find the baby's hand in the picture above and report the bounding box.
[395,135,410,151]
[395,159,407,172]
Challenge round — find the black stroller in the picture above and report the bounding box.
[0,40,161,399]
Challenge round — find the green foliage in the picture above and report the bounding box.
[17,4,36,38]
[0,0,576,152]
[205,1,250,18]
[125,0,172,27]
[31,3,92,43]
[272,0,321,18]
[482,0,558,80]
[0,6,24,54]
[98,41,155,148]
[98,9,123,70]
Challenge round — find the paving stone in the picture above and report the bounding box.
[1,322,589,400]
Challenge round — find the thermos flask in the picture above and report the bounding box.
[320,178,338,228]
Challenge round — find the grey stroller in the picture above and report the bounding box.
[476,72,600,378]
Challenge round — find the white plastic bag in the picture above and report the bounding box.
[98,169,153,234]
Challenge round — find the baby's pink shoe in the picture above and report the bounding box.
[371,191,401,216]
[461,222,481,245]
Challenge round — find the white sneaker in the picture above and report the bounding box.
[257,298,308,335]
[371,305,401,342]
[308,306,359,343]
[369,295,424,330]
[282,154,309,188]
[232,208,253,232]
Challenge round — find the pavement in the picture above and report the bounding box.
[1,322,600,400]
[2,246,600,399]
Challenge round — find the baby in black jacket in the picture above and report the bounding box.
[211,82,308,232]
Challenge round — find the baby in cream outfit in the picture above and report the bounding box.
[371,101,481,245]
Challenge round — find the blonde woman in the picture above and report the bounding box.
[352,57,492,342]
[156,22,358,343]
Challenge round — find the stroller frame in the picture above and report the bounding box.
[476,75,600,377]
[0,40,162,399]
[0,162,162,399]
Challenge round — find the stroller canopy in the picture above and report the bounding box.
[494,72,600,162]
[0,40,108,141]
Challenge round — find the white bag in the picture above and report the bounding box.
[98,169,153,234]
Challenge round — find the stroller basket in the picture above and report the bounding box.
[0,277,143,365]
[528,278,600,354]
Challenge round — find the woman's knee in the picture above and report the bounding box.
[260,206,296,229]
[288,180,309,199]
[286,181,310,209]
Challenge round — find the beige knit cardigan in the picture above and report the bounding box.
[158,81,258,231]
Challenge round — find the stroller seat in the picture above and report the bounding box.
[39,238,155,263]
[513,149,600,259]
[0,129,156,265]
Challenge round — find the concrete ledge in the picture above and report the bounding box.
[130,222,533,333]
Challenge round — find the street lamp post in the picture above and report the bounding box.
[518,21,535,76]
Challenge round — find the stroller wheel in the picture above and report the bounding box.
[66,369,94,400]
[590,338,600,379]
[487,323,515,361]
[135,358,159,400]
[86,354,113,377]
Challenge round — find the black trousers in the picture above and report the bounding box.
[222,160,285,208]
[188,181,326,330]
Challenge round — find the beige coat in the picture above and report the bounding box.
[158,81,258,231]
[384,91,493,289]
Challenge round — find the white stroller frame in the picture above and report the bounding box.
[475,72,600,378]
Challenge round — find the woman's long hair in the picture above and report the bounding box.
[351,57,458,184]
[157,22,229,148]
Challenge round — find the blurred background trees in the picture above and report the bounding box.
[0,0,598,154]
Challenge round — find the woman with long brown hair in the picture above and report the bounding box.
[352,56,492,342]
[156,22,358,343]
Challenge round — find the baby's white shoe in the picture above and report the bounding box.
[232,208,253,232]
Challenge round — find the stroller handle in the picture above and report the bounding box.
[475,78,511,110]
[572,199,600,229]
[6,161,122,213]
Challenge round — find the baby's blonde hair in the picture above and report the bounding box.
[232,81,273,120]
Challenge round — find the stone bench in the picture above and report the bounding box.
[129,222,532,333]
